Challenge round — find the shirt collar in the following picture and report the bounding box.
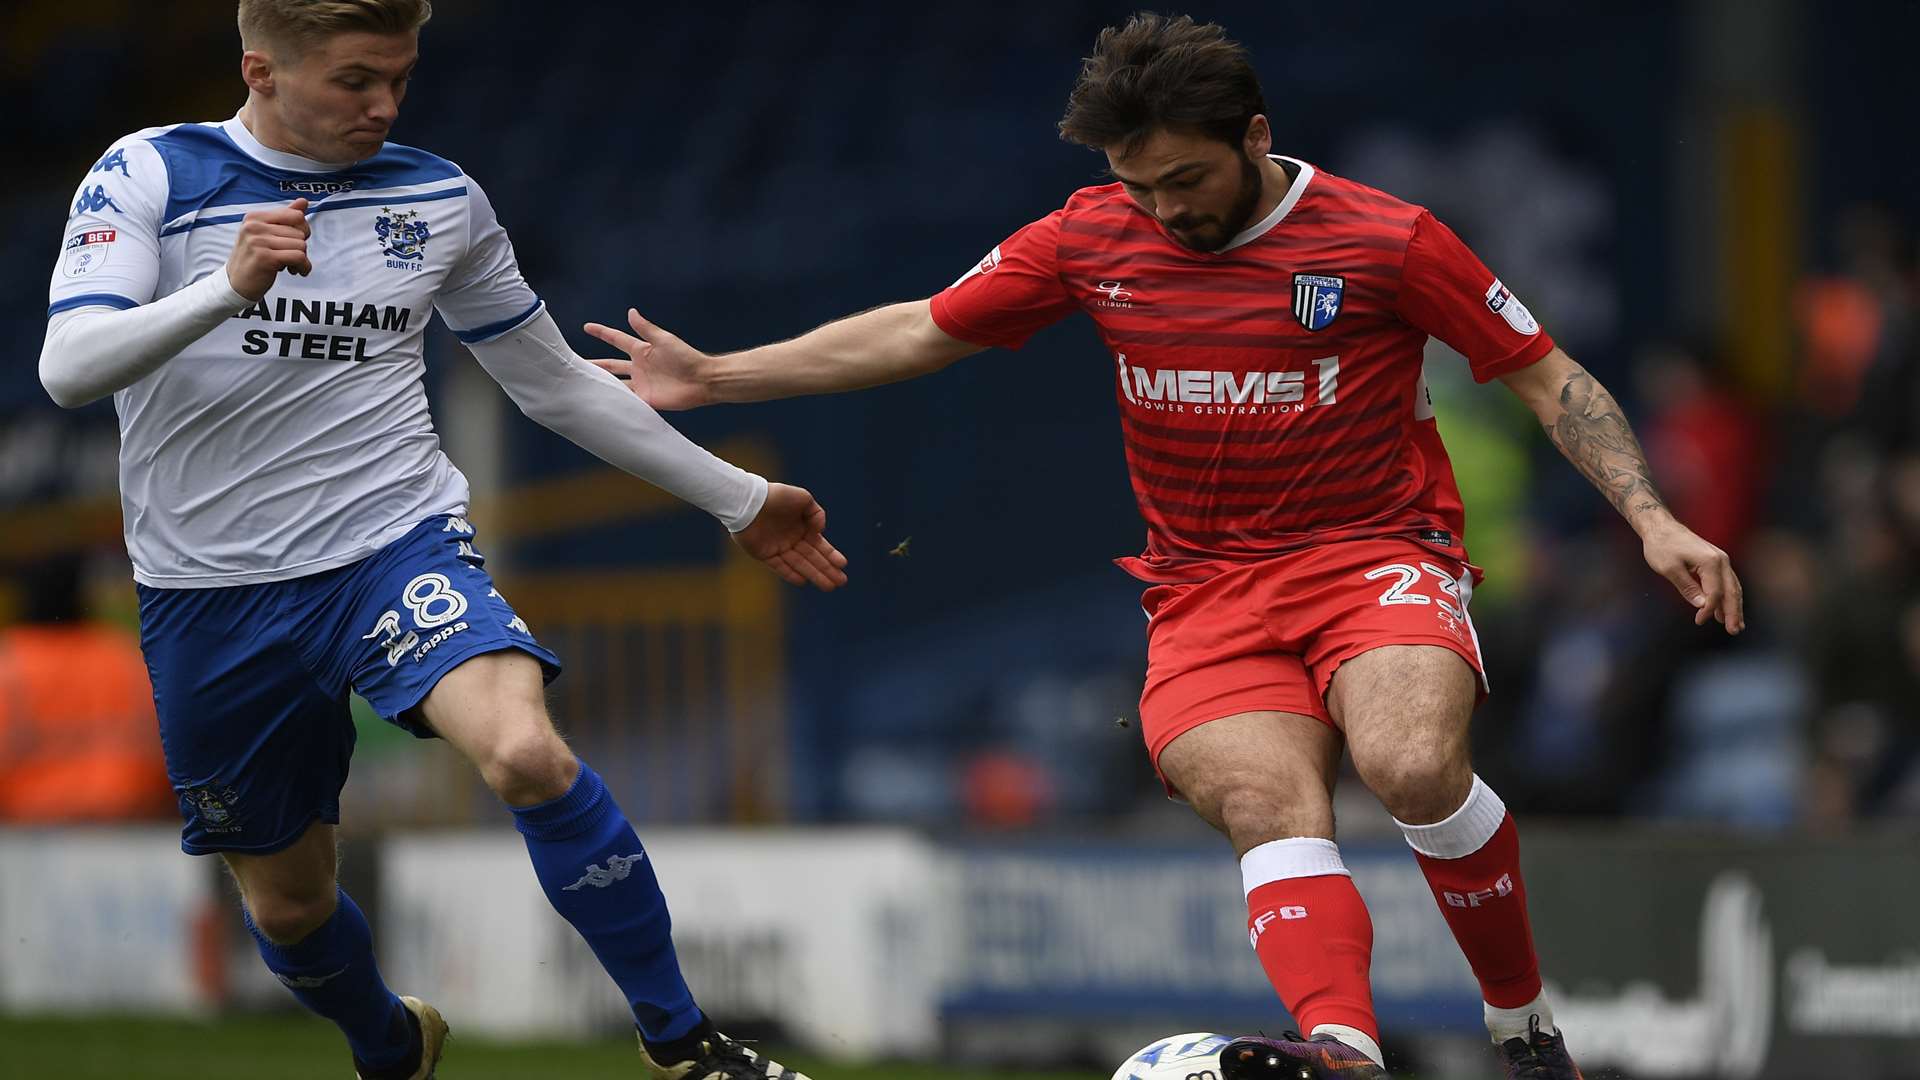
[223,112,360,173]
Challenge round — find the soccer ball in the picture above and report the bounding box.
[1110,1032,1234,1080]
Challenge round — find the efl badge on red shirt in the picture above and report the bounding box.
[1292,273,1344,331]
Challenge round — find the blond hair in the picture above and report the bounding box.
[238,0,432,57]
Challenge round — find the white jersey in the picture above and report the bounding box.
[47,115,544,588]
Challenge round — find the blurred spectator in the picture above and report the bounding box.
[0,554,173,821]
[1797,204,1914,428]
[1634,340,1765,559]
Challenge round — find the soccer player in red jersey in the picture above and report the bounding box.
[588,14,1740,1080]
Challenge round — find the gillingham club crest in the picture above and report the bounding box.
[376,206,431,270]
[1292,272,1344,331]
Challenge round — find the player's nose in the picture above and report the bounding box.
[366,92,400,125]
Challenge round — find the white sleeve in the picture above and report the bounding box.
[40,136,253,408]
[466,311,769,531]
[47,138,167,317]
[40,270,251,407]
[434,174,545,344]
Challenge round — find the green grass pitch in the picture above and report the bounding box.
[0,1013,1106,1080]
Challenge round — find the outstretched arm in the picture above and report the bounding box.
[1500,346,1744,633]
[584,299,984,410]
[466,312,848,590]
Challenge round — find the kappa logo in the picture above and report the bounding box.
[92,149,131,177]
[281,178,356,195]
[375,207,431,268]
[563,853,646,891]
[71,185,123,217]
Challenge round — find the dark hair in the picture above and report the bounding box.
[1058,13,1266,155]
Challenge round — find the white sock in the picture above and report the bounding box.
[1484,988,1555,1044]
[1310,1024,1384,1068]
[1394,774,1507,858]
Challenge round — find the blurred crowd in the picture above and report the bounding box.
[1466,204,1920,829]
[843,204,1920,836]
[1,2,1914,835]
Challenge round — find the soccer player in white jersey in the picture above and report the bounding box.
[37,3,839,1078]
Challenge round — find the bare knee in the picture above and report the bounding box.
[1350,729,1471,824]
[1333,646,1477,824]
[478,724,577,806]
[245,884,337,945]
[1180,773,1335,856]
[1157,712,1341,855]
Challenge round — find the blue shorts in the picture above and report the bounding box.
[137,515,561,855]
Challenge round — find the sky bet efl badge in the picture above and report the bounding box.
[61,227,116,279]
[1292,272,1344,331]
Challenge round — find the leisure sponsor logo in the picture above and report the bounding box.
[375,206,431,269]
[61,227,117,279]
[1114,352,1340,414]
[1292,272,1344,331]
[1484,278,1539,335]
[1092,279,1136,309]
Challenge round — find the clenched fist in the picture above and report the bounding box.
[226,198,313,300]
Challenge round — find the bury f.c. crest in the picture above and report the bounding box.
[376,207,431,268]
[185,785,243,832]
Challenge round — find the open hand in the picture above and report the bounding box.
[583,308,713,411]
[734,482,848,591]
[1641,518,1743,633]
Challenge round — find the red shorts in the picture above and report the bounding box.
[1137,538,1488,788]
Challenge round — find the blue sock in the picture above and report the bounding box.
[511,760,702,1041]
[245,887,411,1069]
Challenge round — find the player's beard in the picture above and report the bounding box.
[1165,155,1266,253]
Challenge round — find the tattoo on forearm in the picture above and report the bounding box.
[1542,367,1668,521]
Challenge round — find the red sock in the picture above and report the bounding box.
[1243,840,1379,1041]
[1401,778,1542,1009]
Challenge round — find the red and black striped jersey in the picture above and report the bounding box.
[928,156,1555,584]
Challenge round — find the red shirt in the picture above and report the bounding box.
[929,157,1555,583]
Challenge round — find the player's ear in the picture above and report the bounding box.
[240,49,276,96]
[1243,115,1272,160]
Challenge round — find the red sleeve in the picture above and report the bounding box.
[928,210,1078,350]
[1395,211,1555,383]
